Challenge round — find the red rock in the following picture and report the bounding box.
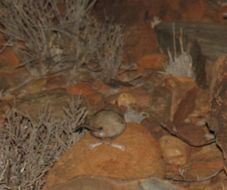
[111,88,151,111]
[0,48,20,69]
[114,92,137,109]
[21,78,46,95]
[138,54,166,73]
[66,83,103,105]
[117,70,142,86]
[45,75,67,90]
[184,89,210,125]
[67,83,94,96]
[160,135,190,166]
[218,4,227,21]
[130,88,151,110]
[124,25,158,64]
[93,80,110,94]
[43,123,165,189]
[162,76,197,122]
[50,176,139,190]
[181,0,206,21]
[187,145,224,178]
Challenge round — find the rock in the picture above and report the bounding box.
[124,24,158,64]
[94,79,112,94]
[187,144,224,178]
[16,89,71,120]
[128,88,152,110]
[18,78,46,95]
[208,55,227,171]
[45,75,68,90]
[149,76,197,124]
[117,69,141,84]
[172,87,198,126]
[48,176,138,190]
[159,135,190,166]
[111,88,151,110]
[67,83,97,97]
[190,170,227,190]
[175,123,215,147]
[0,48,20,72]
[137,54,166,73]
[50,176,185,190]
[139,177,185,190]
[67,83,103,106]
[114,92,136,109]
[166,144,224,182]
[183,88,210,126]
[162,76,197,122]
[0,68,30,95]
[160,82,213,147]
[124,108,148,124]
[43,123,165,189]
[149,86,172,123]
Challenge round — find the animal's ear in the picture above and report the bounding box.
[94,126,103,131]
[141,112,149,118]
[74,125,91,133]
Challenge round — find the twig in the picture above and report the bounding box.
[0,40,13,53]
[166,168,224,183]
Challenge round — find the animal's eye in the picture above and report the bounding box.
[141,112,149,117]
[97,126,103,131]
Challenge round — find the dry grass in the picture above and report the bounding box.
[0,0,124,83]
[164,25,194,79]
[0,97,87,190]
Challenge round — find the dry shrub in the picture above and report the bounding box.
[0,0,124,83]
[0,97,87,190]
[164,25,195,79]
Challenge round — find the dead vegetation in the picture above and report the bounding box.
[0,0,124,83]
[165,25,194,79]
[0,0,125,188]
[0,97,87,190]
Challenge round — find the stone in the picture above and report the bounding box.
[159,135,190,166]
[162,76,197,122]
[19,78,46,95]
[0,48,20,72]
[115,92,137,108]
[45,75,67,90]
[139,177,185,190]
[43,123,165,189]
[67,83,97,97]
[50,176,185,190]
[149,86,172,123]
[187,144,224,178]
[16,89,71,120]
[67,83,103,106]
[112,88,151,110]
[48,176,138,190]
[183,88,210,126]
[138,54,166,73]
[175,123,215,147]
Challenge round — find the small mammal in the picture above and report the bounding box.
[89,109,127,150]
[90,109,126,139]
[75,109,127,150]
